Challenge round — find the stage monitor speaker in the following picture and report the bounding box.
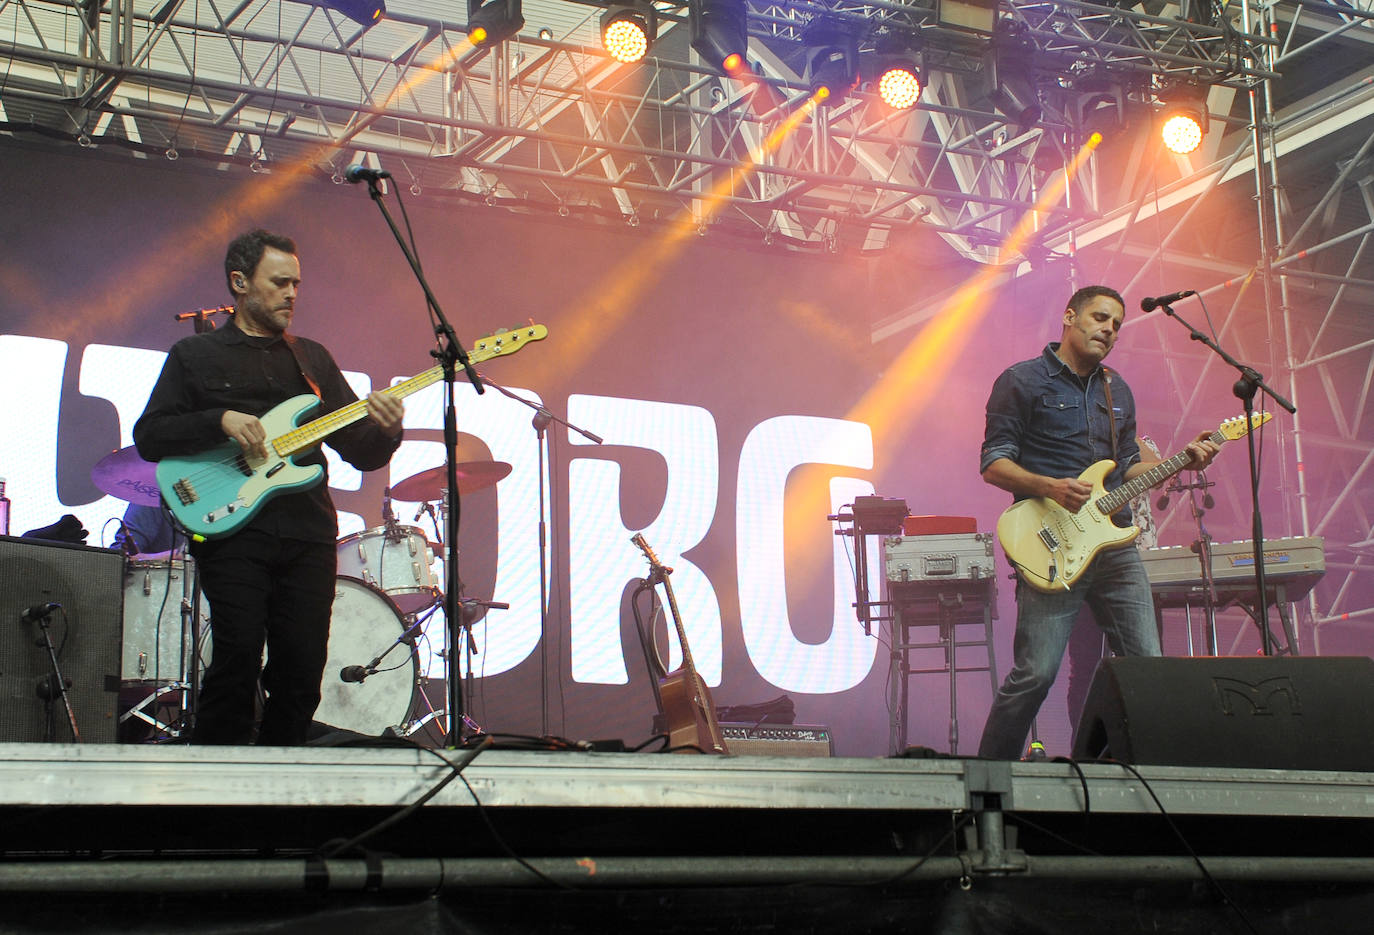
[0,535,124,743]
[1072,656,1374,772]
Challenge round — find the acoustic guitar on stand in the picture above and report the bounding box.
[631,533,729,754]
[997,412,1271,592]
[157,324,547,540]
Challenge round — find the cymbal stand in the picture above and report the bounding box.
[469,371,603,739]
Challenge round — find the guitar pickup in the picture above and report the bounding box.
[171,478,198,506]
[1036,527,1060,551]
[203,497,248,525]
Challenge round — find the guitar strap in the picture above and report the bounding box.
[283,334,323,399]
[1100,366,1118,461]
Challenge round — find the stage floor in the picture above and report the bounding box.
[5,743,1374,933]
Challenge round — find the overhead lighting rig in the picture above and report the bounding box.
[1158,82,1208,154]
[803,19,859,105]
[318,0,386,26]
[601,3,658,64]
[689,0,749,74]
[864,34,924,110]
[468,0,524,47]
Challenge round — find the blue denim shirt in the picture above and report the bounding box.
[981,343,1140,518]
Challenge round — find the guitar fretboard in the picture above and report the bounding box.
[273,366,445,456]
[1095,427,1227,515]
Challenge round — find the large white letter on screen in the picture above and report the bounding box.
[737,416,878,694]
[0,336,68,534]
[567,396,721,685]
[78,343,170,533]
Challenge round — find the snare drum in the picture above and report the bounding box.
[121,559,211,683]
[315,577,420,735]
[336,526,440,614]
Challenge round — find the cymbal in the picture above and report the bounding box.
[91,446,162,506]
[391,461,512,502]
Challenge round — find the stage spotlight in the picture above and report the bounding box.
[1075,87,1125,141]
[803,20,858,105]
[867,52,923,109]
[984,47,1041,132]
[1159,99,1206,154]
[468,0,523,46]
[320,0,385,26]
[936,0,997,35]
[689,0,748,75]
[601,5,657,64]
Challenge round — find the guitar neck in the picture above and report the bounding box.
[273,365,444,456]
[1096,426,1228,516]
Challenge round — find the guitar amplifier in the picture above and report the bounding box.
[885,532,996,584]
[719,723,834,757]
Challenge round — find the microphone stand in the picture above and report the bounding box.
[469,372,603,737]
[360,176,483,746]
[30,608,81,742]
[1155,300,1297,655]
[1165,473,1220,655]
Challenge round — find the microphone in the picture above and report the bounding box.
[1155,494,1170,510]
[1140,290,1196,312]
[382,486,397,525]
[344,165,391,184]
[414,502,427,522]
[20,603,60,624]
[340,665,372,683]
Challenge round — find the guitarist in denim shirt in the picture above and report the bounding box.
[134,230,405,745]
[975,285,1217,760]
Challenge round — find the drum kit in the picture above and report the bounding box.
[91,445,511,743]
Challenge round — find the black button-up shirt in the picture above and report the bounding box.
[981,343,1140,520]
[134,321,401,542]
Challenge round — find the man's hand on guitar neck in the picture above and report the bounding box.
[1184,431,1220,472]
[222,410,269,460]
[365,390,405,438]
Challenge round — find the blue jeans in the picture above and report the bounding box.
[977,546,1160,759]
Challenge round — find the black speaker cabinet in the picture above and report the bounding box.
[0,535,124,742]
[1072,656,1374,771]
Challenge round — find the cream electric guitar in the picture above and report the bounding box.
[997,412,1271,592]
[158,324,547,539]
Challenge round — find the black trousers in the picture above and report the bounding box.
[190,529,336,745]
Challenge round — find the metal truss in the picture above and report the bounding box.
[0,0,1269,256]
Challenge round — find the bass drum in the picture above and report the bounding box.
[316,577,419,736]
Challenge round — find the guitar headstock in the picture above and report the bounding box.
[631,532,660,565]
[1219,411,1272,440]
[470,324,548,363]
